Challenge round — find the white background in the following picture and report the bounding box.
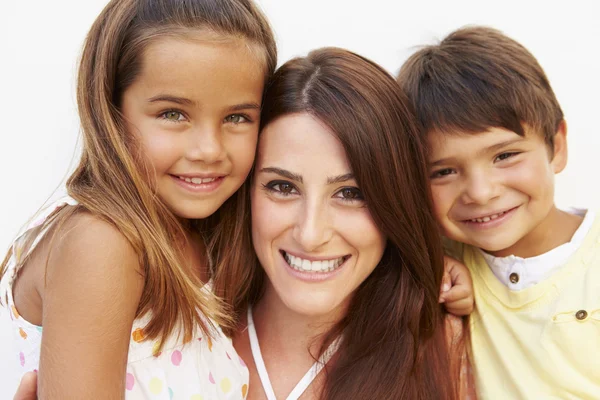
[1,0,599,396]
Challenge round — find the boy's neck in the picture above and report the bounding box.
[486,206,584,259]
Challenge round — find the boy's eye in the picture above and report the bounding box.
[224,114,249,124]
[161,110,185,122]
[431,168,455,179]
[495,152,519,162]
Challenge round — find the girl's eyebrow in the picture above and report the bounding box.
[147,96,259,112]
[148,94,196,106]
[227,103,260,112]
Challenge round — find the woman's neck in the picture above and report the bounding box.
[252,283,346,361]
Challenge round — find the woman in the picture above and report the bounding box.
[216,47,472,399]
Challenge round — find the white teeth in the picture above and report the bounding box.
[470,211,506,223]
[179,176,217,184]
[302,259,311,271]
[283,252,345,273]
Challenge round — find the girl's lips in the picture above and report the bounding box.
[170,174,225,194]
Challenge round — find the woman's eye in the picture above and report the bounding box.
[275,182,295,194]
[335,187,364,202]
[161,110,185,122]
[263,181,297,196]
[495,152,519,162]
[224,114,249,124]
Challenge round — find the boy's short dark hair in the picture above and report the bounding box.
[397,26,563,151]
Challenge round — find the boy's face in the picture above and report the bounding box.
[427,125,567,257]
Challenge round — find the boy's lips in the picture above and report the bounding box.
[458,205,520,230]
[460,206,520,223]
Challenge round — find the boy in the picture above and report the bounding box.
[398,26,600,399]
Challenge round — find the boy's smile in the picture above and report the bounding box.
[427,124,576,258]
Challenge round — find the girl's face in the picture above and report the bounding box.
[121,35,265,220]
[251,113,386,318]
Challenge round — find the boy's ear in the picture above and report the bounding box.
[551,120,568,174]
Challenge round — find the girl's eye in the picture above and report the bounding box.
[495,152,519,162]
[335,187,364,202]
[224,114,249,124]
[431,168,455,179]
[160,110,185,122]
[263,181,298,196]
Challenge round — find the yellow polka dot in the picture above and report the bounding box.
[149,377,163,394]
[19,328,27,339]
[190,395,203,400]
[132,328,145,343]
[207,336,213,351]
[241,384,248,398]
[220,377,232,393]
[11,306,20,319]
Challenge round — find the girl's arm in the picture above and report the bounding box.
[38,212,143,399]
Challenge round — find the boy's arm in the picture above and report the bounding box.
[440,255,475,316]
[38,213,143,399]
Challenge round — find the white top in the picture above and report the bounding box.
[0,197,249,399]
[480,208,594,290]
[247,306,341,400]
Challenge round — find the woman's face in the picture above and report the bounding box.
[251,113,386,318]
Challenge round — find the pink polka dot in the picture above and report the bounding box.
[238,356,246,367]
[208,372,215,384]
[19,352,25,367]
[226,352,231,360]
[126,373,135,391]
[171,350,182,366]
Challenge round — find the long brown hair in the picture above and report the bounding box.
[215,48,459,399]
[1,0,276,347]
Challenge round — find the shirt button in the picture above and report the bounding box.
[576,310,588,320]
[509,272,519,284]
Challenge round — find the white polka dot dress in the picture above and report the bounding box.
[0,198,249,399]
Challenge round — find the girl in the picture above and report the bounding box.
[1,0,276,398]
[223,48,475,399]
